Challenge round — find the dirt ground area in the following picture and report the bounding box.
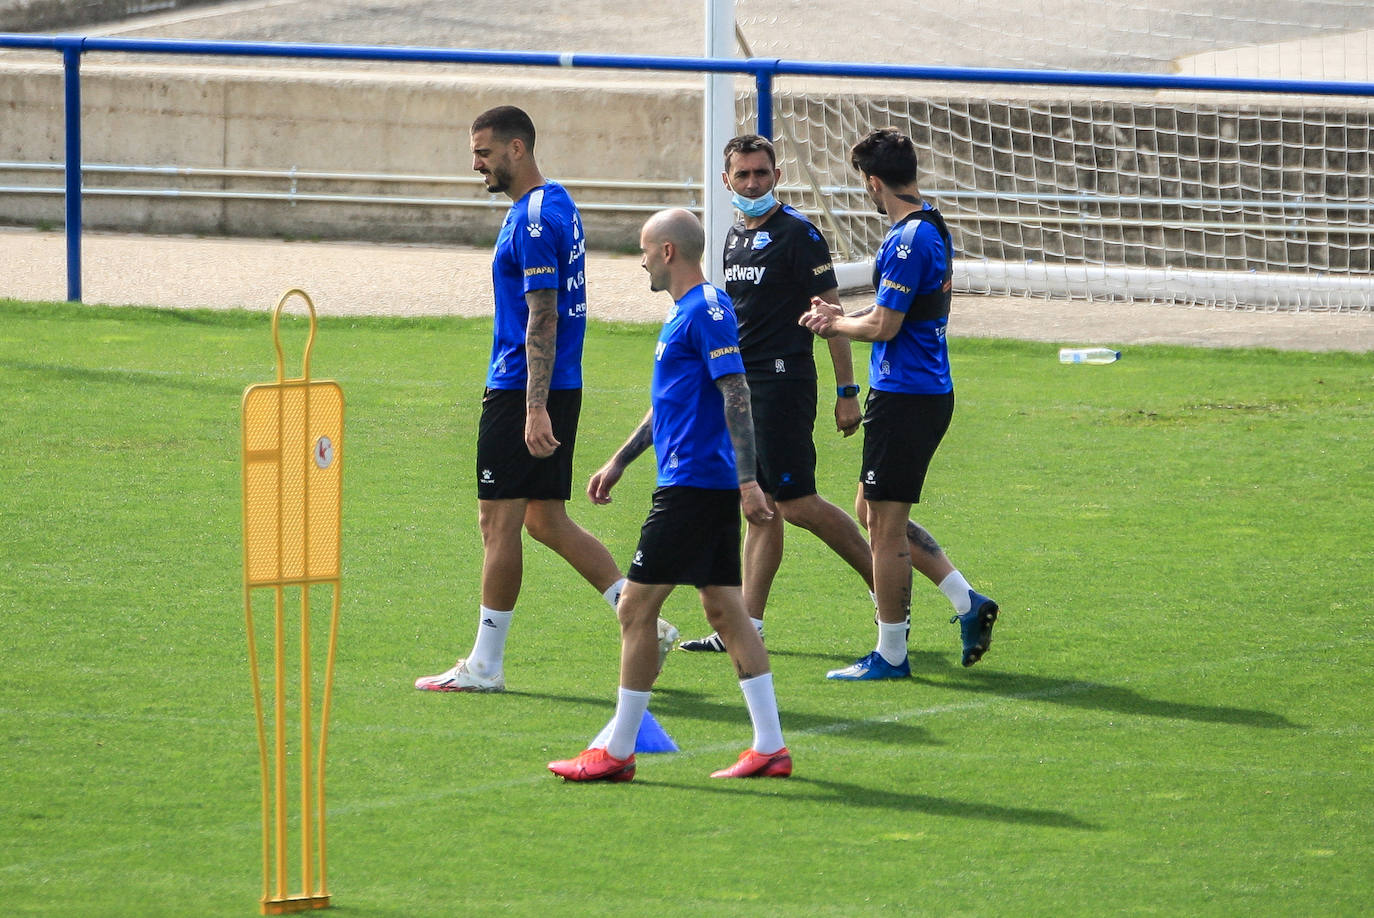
[3,227,1370,352]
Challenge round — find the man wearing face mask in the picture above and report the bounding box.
[677,134,877,658]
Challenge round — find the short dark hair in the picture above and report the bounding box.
[849,128,919,186]
[723,134,777,171]
[471,105,536,150]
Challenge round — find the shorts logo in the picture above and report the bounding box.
[481,469,495,483]
[632,550,644,567]
[774,358,785,374]
[752,231,772,250]
[864,470,877,485]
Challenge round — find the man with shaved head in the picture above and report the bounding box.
[548,209,793,783]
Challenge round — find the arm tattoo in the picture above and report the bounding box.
[524,289,559,409]
[715,373,758,486]
[612,412,655,469]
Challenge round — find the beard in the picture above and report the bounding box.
[482,174,508,194]
[481,163,512,194]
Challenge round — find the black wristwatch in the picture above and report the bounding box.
[837,384,861,398]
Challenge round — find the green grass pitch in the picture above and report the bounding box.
[0,298,1370,916]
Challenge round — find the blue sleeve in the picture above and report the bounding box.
[515,209,561,295]
[694,309,746,380]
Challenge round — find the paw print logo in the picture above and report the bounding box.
[896,244,911,259]
[481,469,494,483]
[864,469,877,484]
[707,304,725,321]
[632,550,644,567]
[527,222,543,238]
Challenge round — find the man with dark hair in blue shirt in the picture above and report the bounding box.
[549,208,791,782]
[802,127,1000,679]
[415,105,675,694]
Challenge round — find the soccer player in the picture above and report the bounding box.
[415,105,675,693]
[677,133,876,655]
[548,208,790,782]
[800,127,999,678]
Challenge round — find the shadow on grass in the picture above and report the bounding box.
[1,358,242,394]
[510,686,939,747]
[917,666,1303,730]
[641,775,1099,830]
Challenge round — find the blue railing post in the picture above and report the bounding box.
[754,67,773,139]
[60,38,83,302]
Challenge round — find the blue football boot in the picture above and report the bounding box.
[826,650,911,681]
[952,591,999,667]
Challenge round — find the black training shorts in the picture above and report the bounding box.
[860,389,954,504]
[627,486,742,587]
[475,387,581,501]
[748,377,819,501]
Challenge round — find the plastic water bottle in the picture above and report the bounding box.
[1058,347,1121,365]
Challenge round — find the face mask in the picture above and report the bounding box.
[731,189,776,217]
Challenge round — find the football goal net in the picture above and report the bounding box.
[733,0,1374,311]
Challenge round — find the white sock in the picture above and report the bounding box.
[750,617,764,633]
[876,620,909,666]
[603,577,627,610]
[739,672,785,755]
[939,571,974,615]
[589,715,615,750]
[869,590,879,609]
[466,606,512,678]
[606,687,651,761]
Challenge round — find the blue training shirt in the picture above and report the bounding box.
[870,204,953,395]
[651,283,746,489]
[487,181,589,390]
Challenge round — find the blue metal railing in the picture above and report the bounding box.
[4,32,1374,301]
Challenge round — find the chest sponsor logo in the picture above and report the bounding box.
[724,264,767,285]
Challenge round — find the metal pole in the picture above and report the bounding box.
[60,40,83,302]
[703,0,735,288]
[754,70,772,140]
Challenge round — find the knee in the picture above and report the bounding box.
[521,504,566,546]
